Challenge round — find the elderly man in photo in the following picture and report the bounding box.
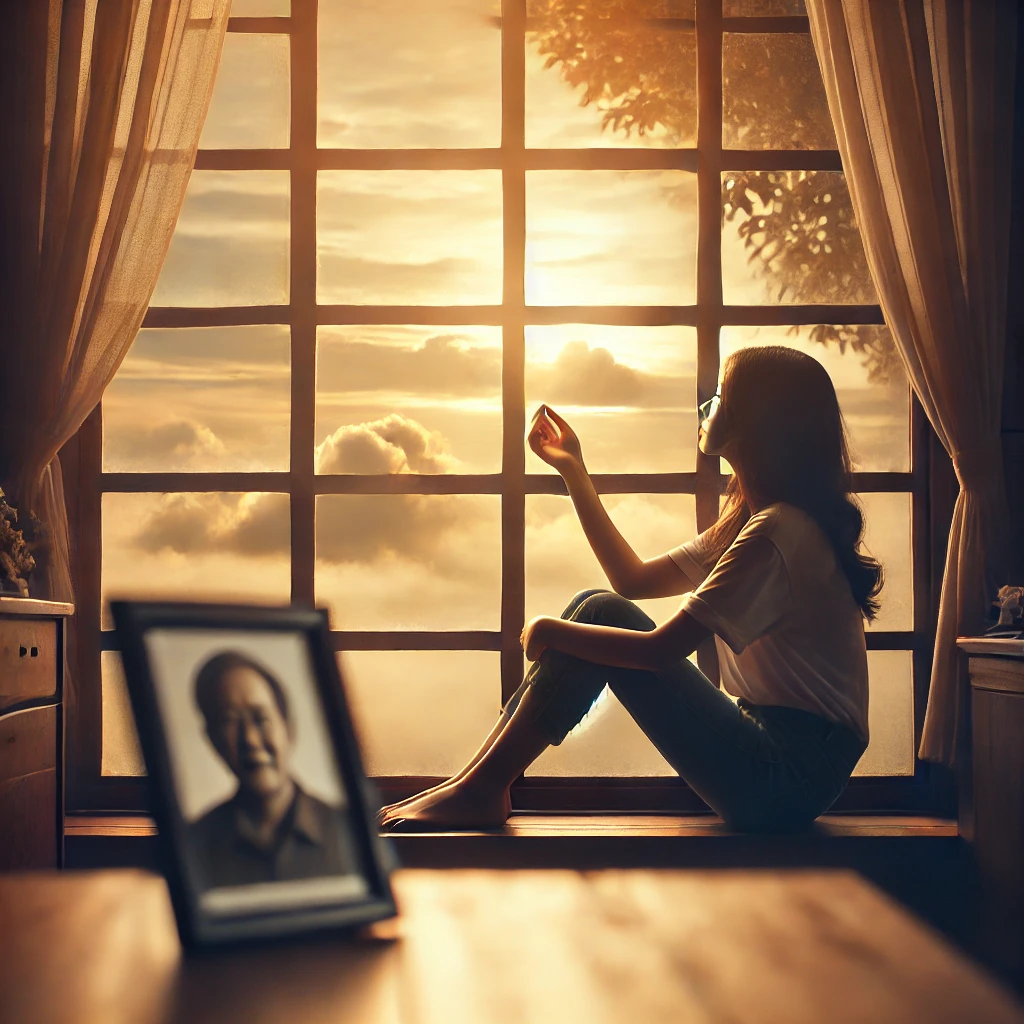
[187,650,360,890]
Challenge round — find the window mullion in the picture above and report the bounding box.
[695,0,724,685]
[66,406,103,809]
[695,0,724,530]
[290,0,317,606]
[501,0,528,706]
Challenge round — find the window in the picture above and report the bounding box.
[69,0,932,814]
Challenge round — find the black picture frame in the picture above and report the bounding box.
[111,600,398,948]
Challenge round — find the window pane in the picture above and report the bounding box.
[724,0,805,13]
[526,2,696,148]
[526,493,697,627]
[101,652,145,776]
[316,495,501,629]
[231,0,288,13]
[859,492,913,633]
[526,325,697,474]
[316,326,501,474]
[340,651,500,777]
[722,171,876,305]
[199,34,289,149]
[853,650,914,776]
[151,171,289,306]
[103,326,291,473]
[101,492,290,629]
[527,688,677,776]
[317,171,502,304]
[529,0,696,13]
[723,34,835,150]
[527,170,697,305]
[318,0,500,148]
[720,325,910,473]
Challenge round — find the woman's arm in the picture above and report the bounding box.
[529,407,695,600]
[522,606,712,672]
[563,464,696,600]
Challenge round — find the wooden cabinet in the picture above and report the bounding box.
[960,639,1024,988]
[0,598,73,870]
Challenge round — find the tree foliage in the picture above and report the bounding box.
[528,1,698,144]
[528,0,900,382]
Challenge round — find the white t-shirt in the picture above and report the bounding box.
[668,503,869,742]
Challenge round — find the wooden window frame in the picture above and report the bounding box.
[64,0,948,816]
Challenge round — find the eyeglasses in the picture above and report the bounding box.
[697,392,721,428]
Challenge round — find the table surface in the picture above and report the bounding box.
[1,868,1021,1024]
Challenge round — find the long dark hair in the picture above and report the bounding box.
[701,345,883,621]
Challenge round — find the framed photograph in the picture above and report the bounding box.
[110,600,397,948]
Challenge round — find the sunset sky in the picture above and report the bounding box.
[101,2,913,779]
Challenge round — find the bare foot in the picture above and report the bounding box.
[379,777,511,831]
[376,778,460,826]
[376,711,514,825]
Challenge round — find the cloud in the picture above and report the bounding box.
[108,419,227,467]
[317,332,500,397]
[152,230,288,306]
[316,253,498,305]
[180,178,289,230]
[525,493,697,625]
[130,326,290,369]
[130,416,488,571]
[131,492,289,558]
[317,0,501,150]
[315,493,467,566]
[315,169,502,304]
[200,35,289,150]
[315,414,459,474]
[528,340,684,408]
[318,172,501,220]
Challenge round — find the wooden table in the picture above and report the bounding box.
[1,868,1021,1024]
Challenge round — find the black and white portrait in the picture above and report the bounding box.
[144,628,369,916]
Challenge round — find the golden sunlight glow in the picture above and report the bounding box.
[104,4,915,780]
[317,171,503,305]
[526,170,697,305]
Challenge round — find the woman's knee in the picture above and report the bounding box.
[575,590,655,631]
[560,588,611,619]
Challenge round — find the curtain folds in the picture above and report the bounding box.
[805,0,1017,764]
[0,0,229,602]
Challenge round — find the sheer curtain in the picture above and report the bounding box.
[806,0,1017,764]
[0,0,229,602]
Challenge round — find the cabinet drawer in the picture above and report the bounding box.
[0,618,57,711]
[0,704,58,869]
[970,656,1024,696]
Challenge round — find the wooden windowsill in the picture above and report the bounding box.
[63,812,962,872]
[65,812,957,840]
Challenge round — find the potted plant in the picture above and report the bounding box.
[0,488,40,598]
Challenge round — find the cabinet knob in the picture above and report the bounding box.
[19,646,26,657]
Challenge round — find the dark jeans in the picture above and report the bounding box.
[506,589,867,832]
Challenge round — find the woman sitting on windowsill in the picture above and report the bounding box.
[378,345,881,834]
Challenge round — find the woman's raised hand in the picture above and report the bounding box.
[527,405,585,476]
